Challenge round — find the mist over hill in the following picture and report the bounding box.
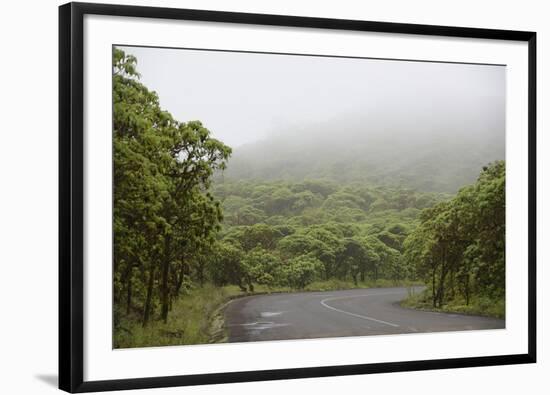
[122,46,505,193]
[221,107,505,193]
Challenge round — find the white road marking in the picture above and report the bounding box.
[320,292,402,327]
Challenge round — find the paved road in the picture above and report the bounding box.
[224,287,504,342]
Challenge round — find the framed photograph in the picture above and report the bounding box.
[59,2,536,392]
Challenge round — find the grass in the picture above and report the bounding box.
[400,290,505,319]
[303,278,423,292]
[114,284,243,349]
[114,278,424,349]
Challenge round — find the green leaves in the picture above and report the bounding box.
[282,255,322,289]
[403,161,505,308]
[113,48,232,325]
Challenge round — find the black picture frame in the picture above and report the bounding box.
[59,2,537,393]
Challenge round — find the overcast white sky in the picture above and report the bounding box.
[117,45,505,149]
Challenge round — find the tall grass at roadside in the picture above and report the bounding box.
[401,289,505,319]
[114,284,243,348]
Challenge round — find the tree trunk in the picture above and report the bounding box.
[432,267,437,308]
[465,275,470,306]
[161,235,172,324]
[237,278,247,292]
[126,270,132,315]
[436,247,449,308]
[449,268,455,300]
[437,265,449,308]
[246,275,254,292]
[142,265,156,327]
[175,262,186,296]
[197,261,205,287]
[124,262,135,315]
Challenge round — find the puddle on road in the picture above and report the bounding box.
[240,321,290,330]
[227,311,290,334]
[237,312,289,331]
[260,311,284,317]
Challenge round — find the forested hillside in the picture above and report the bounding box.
[222,113,504,193]
[209,181,446,291]
[113,48,505,348]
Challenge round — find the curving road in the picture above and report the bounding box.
[224,287,505,343]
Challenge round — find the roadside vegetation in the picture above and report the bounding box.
[113,48,505,348]
[401,292,505,319]
[402,162,505,319]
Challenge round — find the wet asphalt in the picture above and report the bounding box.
[224,287,505,343]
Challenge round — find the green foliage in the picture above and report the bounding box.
[207,242,244,288]
[401,290,505,319]
[113,48,231,328]
[282,255,323,289]
[403,161,505,314]
[242,247,281,289]
[211,179,440,289]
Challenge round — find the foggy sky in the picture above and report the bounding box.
[117,45,505,149]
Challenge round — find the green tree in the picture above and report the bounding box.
[403,161,505,309]
[242,247,282,291]
[113,48,231,325]
[282,255,322,289]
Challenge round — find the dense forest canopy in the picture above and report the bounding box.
[209,180,444,291]
[113,48,506,347]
